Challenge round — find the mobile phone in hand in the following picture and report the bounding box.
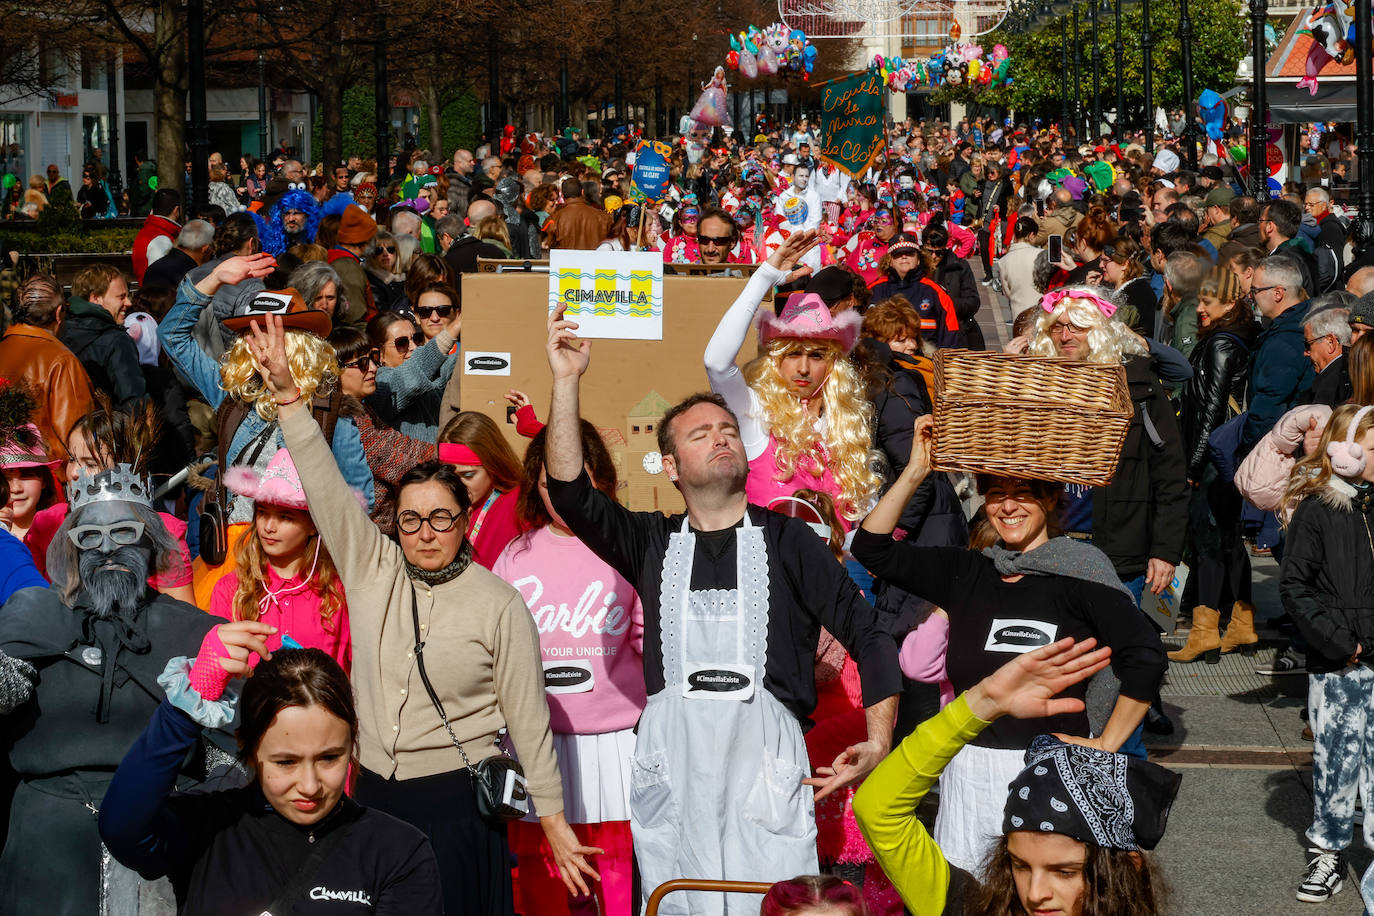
[1047,234,1063,265]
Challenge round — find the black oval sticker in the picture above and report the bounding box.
[544,666,592,689]
[468,355,509,372]
[687,669,751,692]
[993,626,1051,648]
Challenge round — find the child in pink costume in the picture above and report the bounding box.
[209,449,353,671]
[704,230,881,528]
[492,424,645,916]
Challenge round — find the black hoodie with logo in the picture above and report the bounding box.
[100,700,442,915]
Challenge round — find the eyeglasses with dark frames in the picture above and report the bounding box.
[396,508,464,535]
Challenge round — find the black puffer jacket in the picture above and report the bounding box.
[1180,321,1259,481]
[1092,355,1189,578]
[1281,481,1374,672]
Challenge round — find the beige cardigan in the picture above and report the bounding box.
[281,407,563,814]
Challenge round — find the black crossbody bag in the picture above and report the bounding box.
[407,584,530,824]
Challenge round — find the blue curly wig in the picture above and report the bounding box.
[261,190,321,256]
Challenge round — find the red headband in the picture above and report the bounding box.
[438,443,483,466]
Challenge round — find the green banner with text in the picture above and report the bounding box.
[819,70,884,179]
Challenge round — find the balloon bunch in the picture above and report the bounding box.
[875,40,1011,93]
[727,22,817,80]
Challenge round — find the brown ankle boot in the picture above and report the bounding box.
[1221,601,1260,655]
[1168,606,1222,664]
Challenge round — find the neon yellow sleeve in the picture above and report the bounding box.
[853,694,991,916]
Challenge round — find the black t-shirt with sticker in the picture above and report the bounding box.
[851,533,1167,750]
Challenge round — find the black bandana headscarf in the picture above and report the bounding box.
[1003,735,1182,851]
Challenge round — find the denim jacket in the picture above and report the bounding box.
[161,277,374,525]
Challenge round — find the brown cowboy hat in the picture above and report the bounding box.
[222,287,332,337]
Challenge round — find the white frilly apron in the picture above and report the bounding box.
[631,516,817,916]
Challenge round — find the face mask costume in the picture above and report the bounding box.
[0,465,216,912]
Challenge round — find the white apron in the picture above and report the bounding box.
[631,516,817,916]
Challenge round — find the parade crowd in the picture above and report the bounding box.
[1,110,1372,916]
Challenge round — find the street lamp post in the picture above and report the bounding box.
[1061,16,1071,132]
[257,49,268,163]
[186,0,209,212]
[1353,0,1373,247]
[1142,0,1154,151]
[1179,0,1198,169]
[105,53,122,201]
[487,32,501,149]
[559,51,569,130]
[1073,4,1084,139]
[1090,0,1102,141]
[373,13,389,187]
[1249,0,1269,199]
[1113,0,1124,141]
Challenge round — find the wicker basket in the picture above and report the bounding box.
[930,349,1134,487]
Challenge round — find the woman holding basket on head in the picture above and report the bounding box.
[851,410,1167,876]
[243,312,601,916]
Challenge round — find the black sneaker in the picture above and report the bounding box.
[1256,648,1307,676]
[1297,848,1344,902]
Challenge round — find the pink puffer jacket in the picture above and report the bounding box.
[1234,403,1333,511]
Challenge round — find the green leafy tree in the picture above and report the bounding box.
[981,0,1246,123]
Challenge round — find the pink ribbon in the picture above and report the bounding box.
[1040,287,1117,319]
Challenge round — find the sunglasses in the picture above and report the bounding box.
[378,245,398,254]
[414,305,454,320]
[344,349,381,371]
[699,235,733,247]
[1303,333,1333,353]
[387,332,425,352]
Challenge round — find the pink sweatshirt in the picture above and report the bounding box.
[210,567,352,673]
[493,526,646,735]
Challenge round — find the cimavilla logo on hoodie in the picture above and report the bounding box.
[309,886,373,905]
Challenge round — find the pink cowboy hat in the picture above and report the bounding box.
[225,449,366,512]
[757,292,862,354]
[0,423,61,472]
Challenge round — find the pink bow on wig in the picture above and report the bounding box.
[1040,287,1117,319]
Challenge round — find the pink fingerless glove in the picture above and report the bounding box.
[189,628,236,701]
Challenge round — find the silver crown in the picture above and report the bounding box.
[70,463,152,511]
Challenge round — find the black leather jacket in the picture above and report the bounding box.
[1180,322,1259,481]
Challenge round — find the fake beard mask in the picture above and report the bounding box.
[79,545,152,620]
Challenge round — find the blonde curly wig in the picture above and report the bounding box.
[219,330,339,421]
[743,338,882,521]
[1028,288,1149,365]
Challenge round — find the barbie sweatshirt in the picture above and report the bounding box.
[493,527,646,735]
